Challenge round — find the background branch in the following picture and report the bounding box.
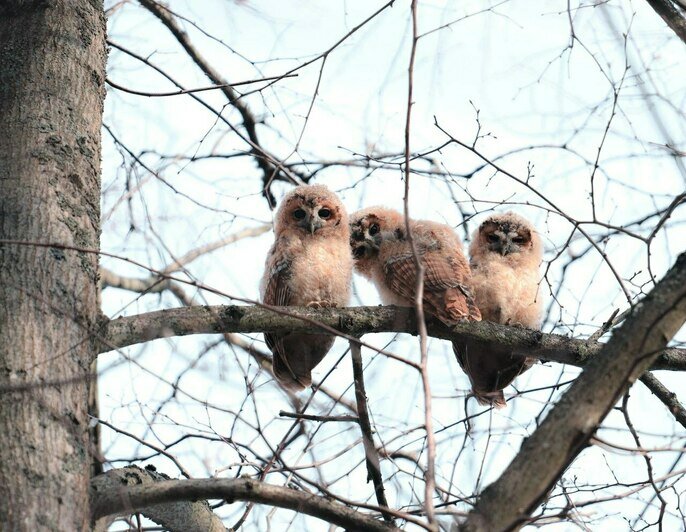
[645,0,686,44]
[91,466,225,532]
[91,469,400,532]
[350,340,394,523]
[137,0,305,205]
[640,371,686,429]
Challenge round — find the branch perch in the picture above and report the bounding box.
[100,304,686,372]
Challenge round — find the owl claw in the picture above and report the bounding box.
[307,300,335,309]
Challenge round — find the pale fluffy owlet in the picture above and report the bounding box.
[260,185,353,391]
[350,205,481,333]
[456,212,543,407]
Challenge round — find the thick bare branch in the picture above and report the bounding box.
[460,252,686,531]
[91,466,225,532]
[645,0,686,45]
[91,471,399,532]
[100,304,686,372]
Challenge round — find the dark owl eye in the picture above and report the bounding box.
[353,246,366,258]
[487,233,499,243]
[369,223,380,236]
[512,236,525,244]
[318,208,331,219]
[293,209,306,220]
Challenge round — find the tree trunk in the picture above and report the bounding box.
[0,1,106,530]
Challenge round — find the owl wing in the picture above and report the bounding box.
[262,253,292,308]
[384,244,481,324]
[262,250,293,355]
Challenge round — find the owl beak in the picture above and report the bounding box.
[308,218,323,234]
[362,230,381,250]
[500,243,514,256]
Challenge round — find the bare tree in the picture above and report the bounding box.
[1,1,686,531]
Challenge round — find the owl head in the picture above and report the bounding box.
[470,211,542,263]
[274,185,349,238]
[349,206,405,277]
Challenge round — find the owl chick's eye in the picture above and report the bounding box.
[487,233,499,243]
[318,208,331,219]
[369,223,380,236]
[293,209,306,220]
[512,236,525,244]
[353,246,366,258]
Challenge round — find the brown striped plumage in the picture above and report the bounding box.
[350,207,480,326]
[350,207,488,401]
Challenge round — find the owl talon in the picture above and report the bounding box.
[307,300,334,309]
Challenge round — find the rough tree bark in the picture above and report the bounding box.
[646,0,686,44]
[0,1,106,530]
[91,466,227,532]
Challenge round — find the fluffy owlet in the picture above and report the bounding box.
[260,185,353,391]
[456,212,543,407]
[350,205,481,341]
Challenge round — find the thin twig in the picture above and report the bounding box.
[403,1,436,528]
[278,411,359,423]
[620,392,668,527]
[106,73,297,97]
[136,0,306,205]
[588,308,620,342]
[350,340,394,524]
[95,418,192,479]
[433,118,634,305]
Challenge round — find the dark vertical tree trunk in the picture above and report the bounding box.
[0,1,106,529]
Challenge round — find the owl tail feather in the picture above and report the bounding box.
[473,390,507,409]
[272,355,310,392]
